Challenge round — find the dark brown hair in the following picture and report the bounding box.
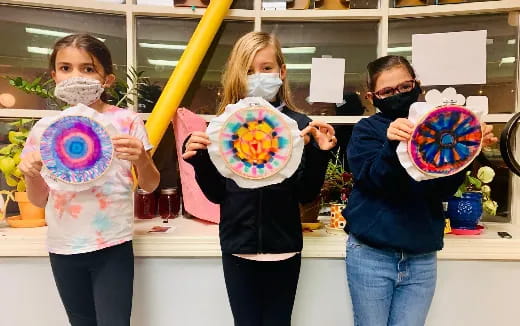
[49,34,114,102]
[366,55,416,92]
[49,33,113,75]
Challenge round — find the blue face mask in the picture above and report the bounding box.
[247,73,283,101]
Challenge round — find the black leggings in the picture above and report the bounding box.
[49,241,134,326]
[222,253,301,326]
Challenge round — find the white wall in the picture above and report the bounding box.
[1,257,519,325]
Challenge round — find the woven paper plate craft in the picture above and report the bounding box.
[206,97,304,189]
[39,104,118,191]
[397,88,487,181]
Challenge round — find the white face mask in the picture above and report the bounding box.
[54,76,105,106]
[247,73,283,101]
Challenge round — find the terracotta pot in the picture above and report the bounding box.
[15,192,45,220]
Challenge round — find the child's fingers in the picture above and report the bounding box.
[115,147,141,155]
[310,121,335,136]
[300,126,312,137]
[186,143,209,152]
[392,121,413,134]
[113,138,141,147]
[182,151,197,160]
[303,125,320,139]
[191,131,209,138]
[189,135,211,146]
[20,164,39,178]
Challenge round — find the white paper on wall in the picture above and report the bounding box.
[308,57,345,103]
[412,30,487,86]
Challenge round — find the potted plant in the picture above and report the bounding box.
[0,119,46,226]
[317,149,353,229]
[300,149,352,227]
[446,166,498,230]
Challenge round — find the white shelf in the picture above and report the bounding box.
[129,5,256,20]
[388,0,520,18]
[1,0,126,13]
[260,8,383,21]
[2,0,519,21]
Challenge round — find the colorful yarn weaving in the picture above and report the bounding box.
[40,116,113,184]
[219,107,292,179]
[409,105,482,176]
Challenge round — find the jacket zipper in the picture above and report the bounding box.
[257,189,263,253]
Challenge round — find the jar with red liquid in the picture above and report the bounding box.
[134,188,156,219]
[158,188,180,220]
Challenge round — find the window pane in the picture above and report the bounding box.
[0,5,127,110]
[477,123,511,222]
[231,0,254,9]
[350,0,379,9]
[389,14,518,114]
[262,21,379,116]
[136,17,254,114]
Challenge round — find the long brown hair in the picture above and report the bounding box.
[49,33,114,100]
[366,55,416,92]
[217,32,297,115]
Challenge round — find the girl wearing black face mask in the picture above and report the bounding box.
[343,56,497,326]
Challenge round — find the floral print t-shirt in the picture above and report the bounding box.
[22,106,152,255]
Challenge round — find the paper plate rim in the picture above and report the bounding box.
[207,100,304,189]
[39,105,117,188]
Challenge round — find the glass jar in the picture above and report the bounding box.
[134,189,156,219]
[158,188,180,219]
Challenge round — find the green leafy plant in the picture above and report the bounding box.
[454,166,498,215]
[321,149,353,204]
[0,119,34,192]
[4,74,66,109]
[105,67,162,111]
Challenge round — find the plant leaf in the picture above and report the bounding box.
[467,176,482,189]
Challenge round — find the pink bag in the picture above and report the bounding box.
[173,108,220,223]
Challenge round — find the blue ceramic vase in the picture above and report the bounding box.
[446,192,483,230]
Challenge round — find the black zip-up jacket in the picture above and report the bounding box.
[184,106,330,254]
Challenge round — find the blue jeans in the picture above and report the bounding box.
[346,235,437,326]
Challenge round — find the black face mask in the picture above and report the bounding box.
[372,84,422,119]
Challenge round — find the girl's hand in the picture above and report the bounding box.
[300,121,337,150]
[182,131,211,160]
[112,135,146,163]
[387,118,414,141]
[481,123,498,147]
[19,151,43,178]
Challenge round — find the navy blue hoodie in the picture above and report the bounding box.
[343,113,466,254]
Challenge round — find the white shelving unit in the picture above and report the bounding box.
[0,0,517,121]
